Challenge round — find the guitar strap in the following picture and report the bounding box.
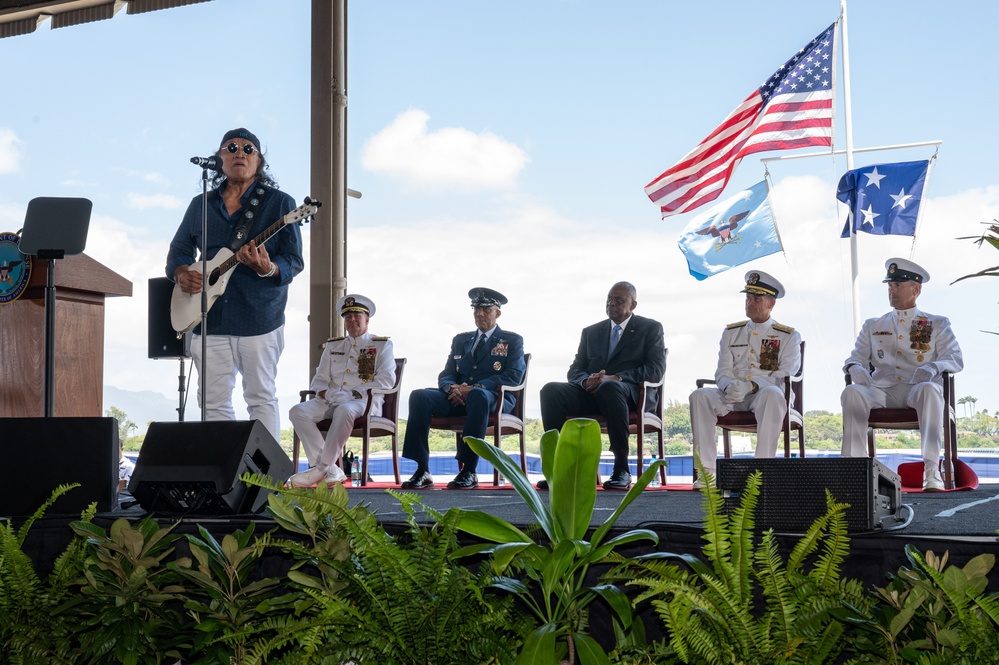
[226,183,270,252]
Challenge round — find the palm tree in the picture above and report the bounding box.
[959,396,972,417]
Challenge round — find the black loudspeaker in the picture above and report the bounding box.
[148,277,190,359]
[717,457,903,533]
[128,420,294,515]
[0,418,118,517]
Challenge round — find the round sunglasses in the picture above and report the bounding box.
[225,142,256,155]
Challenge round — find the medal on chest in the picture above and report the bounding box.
[357,347,376,382]
[759,338,780,372]
[909,317,932,363]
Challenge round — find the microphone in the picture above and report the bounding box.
[190,155,223,170]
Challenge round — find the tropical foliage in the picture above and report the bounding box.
[613,466,869,664]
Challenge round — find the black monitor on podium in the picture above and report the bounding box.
[18,197,93,417]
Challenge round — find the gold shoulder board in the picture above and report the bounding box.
[726,320,749,329]
[371,336,391,341]
[772,323,795,334]
[326,336,346,343]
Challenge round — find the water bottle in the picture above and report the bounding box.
[497,472,506,486]
[649,455,662,488]
[350,457,362,487]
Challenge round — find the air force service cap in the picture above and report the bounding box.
[336,294,375,317]
[741,270,785,299]
[883,257,929,284]
[468,287,508,308]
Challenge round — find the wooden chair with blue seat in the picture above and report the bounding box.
[292,357,407,487]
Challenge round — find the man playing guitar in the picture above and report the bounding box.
[166,128,304,441]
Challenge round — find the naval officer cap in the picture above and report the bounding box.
[741,270,785,299]
[336,294,376,317]
[883,257,930,284]
[468,287,508,308]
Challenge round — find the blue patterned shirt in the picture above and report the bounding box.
[166,180,304,336]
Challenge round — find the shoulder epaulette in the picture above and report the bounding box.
[772,323,795,334]
[726,320,749,329]
[371,336,391,341]
[326,336,346,343]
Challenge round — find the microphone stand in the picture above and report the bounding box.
[198,167,209,423]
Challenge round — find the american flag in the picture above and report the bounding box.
[645,23,836,218]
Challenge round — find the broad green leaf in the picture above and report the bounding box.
[456,509,535,544]
[515,623,560,665]
[573,631,611,665]
[540,428,558,481]
[466,436,555,538]
[551,418,601,541]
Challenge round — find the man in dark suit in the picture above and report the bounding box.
[401,287,526,490]
[540,281,666,490]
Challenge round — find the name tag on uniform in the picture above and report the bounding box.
[873,331,892,336]
[330,351,345,355]
[730,343,748,347]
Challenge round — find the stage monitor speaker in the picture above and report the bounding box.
[128,420,294,515]
[717,457,903,533]
[0,417,118,518]
[148,277,190,359]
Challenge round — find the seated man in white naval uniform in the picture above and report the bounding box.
[288,294,396,487]
[688,271,802,488]
[840,258,963,492]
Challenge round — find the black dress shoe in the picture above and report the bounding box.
[447,469,479,489]
[536,479,549,490]
[602,470,632,491]
[400,469,434,489]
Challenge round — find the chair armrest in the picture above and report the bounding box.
[695,378,717,388]
[299,390,316,402]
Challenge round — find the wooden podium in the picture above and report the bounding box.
[0,253,131,417]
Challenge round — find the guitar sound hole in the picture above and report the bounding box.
[208,269,220,287]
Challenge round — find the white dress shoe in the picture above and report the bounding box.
[325,465,347,484]
[923,464,944,492]
[289,466,328,488]
[691,478,706,490]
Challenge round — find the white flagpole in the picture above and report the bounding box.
[909,150,939,259]
[840,0,861,336]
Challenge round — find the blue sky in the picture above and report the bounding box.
[2,0,997,430]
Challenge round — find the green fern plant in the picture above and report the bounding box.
[0,484,94,664]
[236,474,528,665]
[845,546,999,663]
[616,466,868,664]
[450,419,665,665]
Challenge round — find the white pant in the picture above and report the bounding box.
[841,381,943,463]
[288,397,381,471]
[191,327,285,441]
[689,385,788,474]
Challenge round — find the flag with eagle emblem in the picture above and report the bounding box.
[677,180,783,280]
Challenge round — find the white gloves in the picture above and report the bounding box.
[324,388,354,405]
[848,365,871,386]
[723,380,752,403]
[912,365,937,384]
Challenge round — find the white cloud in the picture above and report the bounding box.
[0,128,23,174]
[143,172,171,186]
[126,193,185,210]
[361,109,529,189]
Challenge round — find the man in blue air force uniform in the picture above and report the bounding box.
[288,294,395,487]
[841,258,963,492]
[401,288,526,490]
[689,271,801,488]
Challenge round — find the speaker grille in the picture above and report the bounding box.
[717,457,902,533]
